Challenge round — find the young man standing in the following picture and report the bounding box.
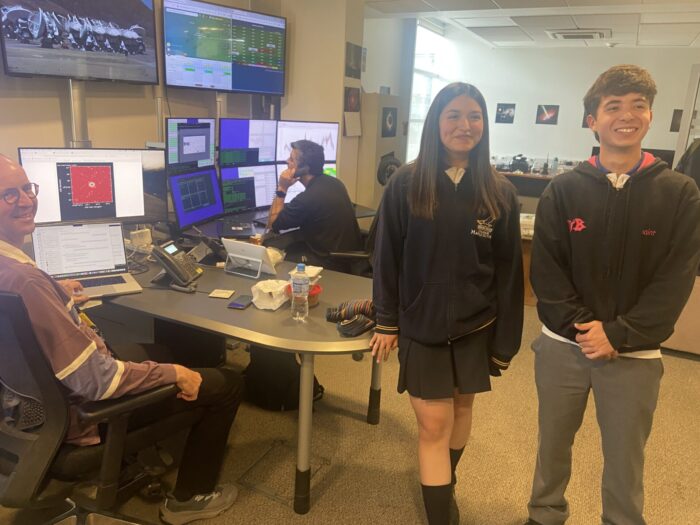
[526,65,700,525]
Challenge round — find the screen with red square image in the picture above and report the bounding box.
[57,162,117,221]
[70,165,114,204]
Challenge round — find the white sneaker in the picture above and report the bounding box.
[160,484,238,525]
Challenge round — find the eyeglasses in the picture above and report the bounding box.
[0,183,40,205]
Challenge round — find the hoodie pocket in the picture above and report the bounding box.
[400,283,448,342]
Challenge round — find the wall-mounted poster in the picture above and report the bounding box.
[670,109,683,132]
[344,87,361,112]
[345,42,362,79]
[536,105,559,125]
[495,103,515,124]
[382,107,397,137]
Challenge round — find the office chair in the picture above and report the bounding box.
[0,292,201,525]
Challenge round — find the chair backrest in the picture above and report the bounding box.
[0,293,69,508]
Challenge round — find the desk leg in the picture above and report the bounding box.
[367,358,382,425]
[294,353,314,514]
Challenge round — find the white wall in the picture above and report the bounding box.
[363,18,405,96]
[443,27,699,162]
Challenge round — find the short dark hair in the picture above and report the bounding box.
[291,140,325,176]
[583,64,657,119]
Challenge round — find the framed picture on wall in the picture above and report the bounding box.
[536,105,559,125]
[382,107,397,137]
[495,103,516,124]
[345,42,362,79]
[344,87,361,112]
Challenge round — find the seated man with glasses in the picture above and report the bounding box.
[0,155,244,525]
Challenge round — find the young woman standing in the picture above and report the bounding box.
[371,83,524,525]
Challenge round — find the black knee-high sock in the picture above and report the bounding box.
[449,447,465,486]
[421,483,452,525]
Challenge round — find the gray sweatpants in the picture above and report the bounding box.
[527,334,663,525]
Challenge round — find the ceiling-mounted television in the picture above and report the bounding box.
[162,0,286,96]
[0,0,158,84]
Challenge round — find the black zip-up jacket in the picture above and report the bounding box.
[373,164,524,366]
[531,158,700,352]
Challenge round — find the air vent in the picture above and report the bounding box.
[546,29,612,40]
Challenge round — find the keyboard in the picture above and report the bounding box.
[78,276,126,287]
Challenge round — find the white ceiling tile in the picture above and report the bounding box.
[510,15,575,28]
[638,22,700,45]
[468,25,535,42]
[454,16,516,27]
[365,0,435,13]
[494,0,567,7]
[641,12,700,24]
[427,0,498,9]
[572,14,640,27]
[566,0,637,5]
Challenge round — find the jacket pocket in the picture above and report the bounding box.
[400,283,448,343]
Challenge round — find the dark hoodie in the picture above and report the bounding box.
[372,164,524,366]
[531,154,700,352]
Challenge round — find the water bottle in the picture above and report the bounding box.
[291,263,309,321]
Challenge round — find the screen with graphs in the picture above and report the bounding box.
[169,167,224,229]
[163,0,286,95]
[275,121,339,163]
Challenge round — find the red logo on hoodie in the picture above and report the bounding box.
[567,218,587,233]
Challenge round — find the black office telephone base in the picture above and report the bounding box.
[151,270,197,293]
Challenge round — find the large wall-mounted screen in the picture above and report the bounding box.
[163,0,286,95]
[0,0,158,83]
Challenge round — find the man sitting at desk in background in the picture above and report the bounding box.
[0,155,243,525]
[266,139,363,272]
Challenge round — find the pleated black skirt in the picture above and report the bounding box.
[397,326,492,399]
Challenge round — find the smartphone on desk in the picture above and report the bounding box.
[228,295,253,310]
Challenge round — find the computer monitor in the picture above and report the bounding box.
[169,167,224,229]
[162,0,286,95]
[276,120,339,163]
[0,0,158,84]
[219,118,278,166]
[591,146,675,167]
[166,117,216,172]
[18,148,167,224]
[220,164,278,213]
[275,163,336,204]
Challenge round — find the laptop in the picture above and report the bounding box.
[221,238,277,278]
[32,222,142,299]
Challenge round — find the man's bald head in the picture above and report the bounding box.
[0,154,37,247]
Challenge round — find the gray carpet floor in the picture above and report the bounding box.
[2,305,698,524]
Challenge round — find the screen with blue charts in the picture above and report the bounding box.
[219,118,278,166]
[169,167,223,229]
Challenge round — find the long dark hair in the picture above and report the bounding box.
[410,82,508,220]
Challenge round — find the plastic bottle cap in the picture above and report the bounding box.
[296,263,305,272]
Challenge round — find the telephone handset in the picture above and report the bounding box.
[151,242,203,287]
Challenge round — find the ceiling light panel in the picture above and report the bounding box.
[495,0,567,7]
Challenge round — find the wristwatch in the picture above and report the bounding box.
[275,190,286,199]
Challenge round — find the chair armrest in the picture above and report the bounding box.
[76,385,179,426]
[328,251,370,260]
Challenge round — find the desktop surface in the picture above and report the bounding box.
[108,260,371,354]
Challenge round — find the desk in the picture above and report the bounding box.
[352,203,377,219]
[100,261,377,514]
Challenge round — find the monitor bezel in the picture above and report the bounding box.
[161,0,287,96]
[0,1,159,85]
[17,146,168,225]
